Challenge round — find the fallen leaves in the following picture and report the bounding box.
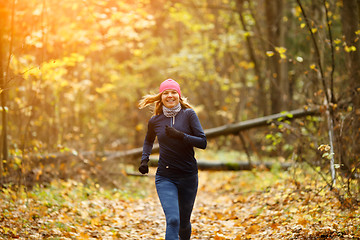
[0,169,359,239]
[191,170,360,239]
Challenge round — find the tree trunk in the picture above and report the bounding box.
[279,1,289,110]
[341,0,360,165]
[235,0,267,116]
[0,0,8,175]
[265,0,285,114]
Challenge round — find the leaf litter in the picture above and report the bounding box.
[0,168,359,239]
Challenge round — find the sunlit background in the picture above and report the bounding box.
[0,0,358,187]
[0,0,359,238]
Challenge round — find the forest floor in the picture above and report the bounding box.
[0,166,359,239]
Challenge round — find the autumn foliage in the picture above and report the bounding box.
[1,169,359,239]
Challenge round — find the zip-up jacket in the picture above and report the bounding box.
[141,108,207,178]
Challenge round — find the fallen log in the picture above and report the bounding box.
[147,158,292,171]
[204,107,318,138]
[126,159,292,176]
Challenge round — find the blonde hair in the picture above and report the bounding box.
[138,92,192,115]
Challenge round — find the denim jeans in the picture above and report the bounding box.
[155,174,198,240]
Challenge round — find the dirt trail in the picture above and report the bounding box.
[116,171,237,240]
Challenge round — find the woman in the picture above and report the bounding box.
[138,79,207,240]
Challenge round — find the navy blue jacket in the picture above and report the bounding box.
[141,108,207,178]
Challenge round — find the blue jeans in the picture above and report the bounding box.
[155,174,198,240]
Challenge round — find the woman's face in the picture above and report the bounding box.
[161,89,180,108]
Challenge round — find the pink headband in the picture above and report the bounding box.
[159,79,181,97]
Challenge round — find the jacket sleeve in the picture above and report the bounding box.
[141,118,156,163]
[183,109,207,149]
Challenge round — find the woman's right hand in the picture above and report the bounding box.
[139,160,149,174]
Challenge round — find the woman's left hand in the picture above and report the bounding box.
[165,125,184,139]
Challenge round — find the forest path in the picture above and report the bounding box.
[0,170,358,239]
[116,171,241,239]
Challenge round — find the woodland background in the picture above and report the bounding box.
[0,0,359,238]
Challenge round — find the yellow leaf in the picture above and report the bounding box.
[238,61,254,69]
[345,45,357,52]
[300,23,306,28]
[11,192,17,201]
[14,157,22,166]
[334,38,342,44]
[310,64,316,70]
[298,217,309,226]
[80,232,90,238]
[244,31,251,38]
[275,46,287,54]
[91,217,100,226]
[273,222,281,229]
[246,224,260,234]
[266,51,274,57]
[275,47,287,59]
[135,123,144,131]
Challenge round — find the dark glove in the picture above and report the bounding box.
[138,160,149,174]
[165,125,185,140]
